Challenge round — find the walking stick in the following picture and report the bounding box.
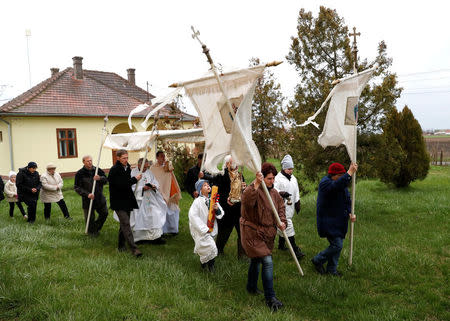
[85,115,109,234]
[349,125,357,265]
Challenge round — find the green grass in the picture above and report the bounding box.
[0,166,449,320]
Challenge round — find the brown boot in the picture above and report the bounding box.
[132,248,143,258]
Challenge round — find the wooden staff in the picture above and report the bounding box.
[85,115,108,234]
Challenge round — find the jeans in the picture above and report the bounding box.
[313,236,344,273]
[247,255,275,300]
[44,199,70,219]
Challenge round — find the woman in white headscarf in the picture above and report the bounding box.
[40,163,72,220]
[274,155,305,259]
[4,171,27,219]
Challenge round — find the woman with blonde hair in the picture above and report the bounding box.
[40,163,71,220]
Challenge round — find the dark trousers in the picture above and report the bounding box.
[83,202,109,234]
[24,200,37,223]
[9,202,26,217]
[247,255,276,300]
[216,216,246,258]
[116,210,137,252]
[44,199,70,219]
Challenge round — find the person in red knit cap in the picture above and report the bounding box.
[311,162,357,276]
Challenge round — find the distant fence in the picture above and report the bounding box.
[425,136,450,165]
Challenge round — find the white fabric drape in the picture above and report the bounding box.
[183,66,265,174]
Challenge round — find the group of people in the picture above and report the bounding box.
[0,162,72,222]
[0,150,358,312]
[185,153,357,311]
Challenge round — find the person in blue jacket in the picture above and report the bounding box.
[311,162,357,276]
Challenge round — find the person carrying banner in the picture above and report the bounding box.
[74,155,109,236]
[240,162,286,311]
[274,155,305,259]
[108,149,143,257]
[188,179,224,272]
[311,162,357,276]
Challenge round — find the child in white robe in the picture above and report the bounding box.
[188,179,224,271]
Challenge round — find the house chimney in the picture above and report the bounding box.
[50,68,59,77]
[127,68,135,85]
[72,56,83,79]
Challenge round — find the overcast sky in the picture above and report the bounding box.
[1,0,449,129]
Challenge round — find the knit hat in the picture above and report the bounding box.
[27,162,37,169]
[195,179,208,195]
[46,163,57,169]
[281,155,294,170]
[328,163,346,175]
[9,171,16,177]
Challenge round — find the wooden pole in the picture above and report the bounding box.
[191,26,303,275]
[85,115,108,234]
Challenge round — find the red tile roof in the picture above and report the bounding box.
[0,68,195,121]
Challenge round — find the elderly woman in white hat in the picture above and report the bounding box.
[4,171,27,219]
[40,163,72,220]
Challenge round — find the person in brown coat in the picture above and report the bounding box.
[240,162,287,312]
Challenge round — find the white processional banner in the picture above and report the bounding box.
[183,66,265,174]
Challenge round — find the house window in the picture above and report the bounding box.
[56,128,78,158]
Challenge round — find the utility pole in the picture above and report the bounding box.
[349,26,361,72]
[25,29,32,88]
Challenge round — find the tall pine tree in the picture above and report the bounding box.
[286,6,402,180]
[377,106,430,187]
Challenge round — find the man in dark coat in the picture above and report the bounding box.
[16,162,41,223]
[108,149,143,257]
[240,162,286,312]
[212,155,246,258]
[185,153,213,199]
[74,155,109,236]
[311,162,357,277]
[0,176,4,203]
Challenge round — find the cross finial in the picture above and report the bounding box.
[349,27,361,72]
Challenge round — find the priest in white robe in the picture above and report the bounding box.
[130,158,167,243]
[188,179,224,271]
[274,155,305,259]
[150,151,181,235]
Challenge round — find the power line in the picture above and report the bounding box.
[397,68,450,77]
[402,90,450,95]
[398,75,450,83]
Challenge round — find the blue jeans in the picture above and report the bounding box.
[313,236,344,273]
[247,255,275,299]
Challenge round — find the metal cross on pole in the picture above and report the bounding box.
[349,27,361,72]
[348,26,361,266]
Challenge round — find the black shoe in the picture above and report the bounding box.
[247,288,263,295]
[89,231,99,238]
[327,270,343,277]
[294,247,306,260]
[266,297,283,311]
[117,246,127,252]
[65,216,73,220]
[132,249,143,258]
[311,258,326,275]
[207,259,215,272]
[150,237,166,245]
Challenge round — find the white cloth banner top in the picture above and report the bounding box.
[299,67,375,161]
[103,128,205,151]
[183,66,265,174]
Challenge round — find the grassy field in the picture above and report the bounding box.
[0,166,449,321]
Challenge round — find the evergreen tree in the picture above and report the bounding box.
[250,58,286,162]
[286,6,402,180]
[377,106,430,187]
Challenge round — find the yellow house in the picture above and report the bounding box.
[0,57,196,176]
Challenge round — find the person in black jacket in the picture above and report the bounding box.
[311,162,357,277]
[108,149,143,257]
[16,162,41,223]
[0,176,5,203]
[74,155,109,236]
[185,153,213,199]
[213,155,247,259]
